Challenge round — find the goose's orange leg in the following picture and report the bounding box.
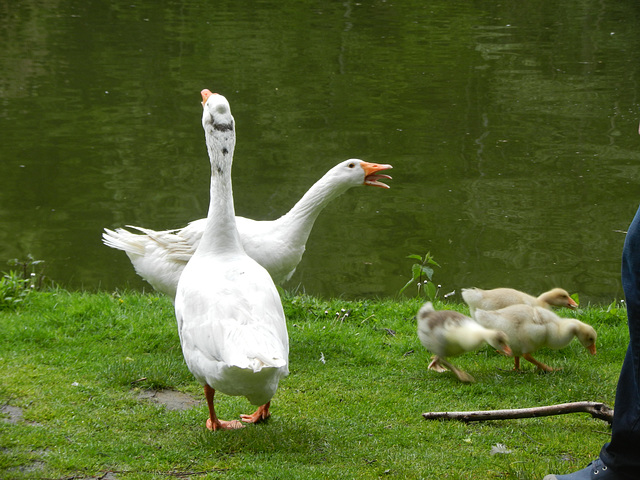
[204,384,243,431]
[240,401,271,424]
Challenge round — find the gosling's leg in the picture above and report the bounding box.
[522,353,554,372]
[428,356,448,373]
[438,358,475,383]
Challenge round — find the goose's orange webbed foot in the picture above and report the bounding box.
[240,402,271,424]
[206,418,244,431]
[203,384,244,431]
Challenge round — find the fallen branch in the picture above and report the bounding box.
[422,401,613,424]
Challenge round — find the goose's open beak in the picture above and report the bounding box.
[361,162,393,189]
[568,297,579,309]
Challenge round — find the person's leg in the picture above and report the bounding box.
[544,205,640,480]
[599,205,640,477]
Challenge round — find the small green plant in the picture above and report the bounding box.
[399,252,441,300]
[0,255,48,309]
[602,298,627,324]
[0,270,31,309]
[8,254,47,290]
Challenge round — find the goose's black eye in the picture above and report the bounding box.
[348,162,355,168]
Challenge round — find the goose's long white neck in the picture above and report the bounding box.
[277,171,351,244]
[197,121,244,256]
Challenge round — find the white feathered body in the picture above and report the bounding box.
[175,251,289,406]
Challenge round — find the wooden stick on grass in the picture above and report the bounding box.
[422,401,613,424]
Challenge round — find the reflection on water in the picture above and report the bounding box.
[1,1,639,304]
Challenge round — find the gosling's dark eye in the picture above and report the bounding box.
[348,162,355,168]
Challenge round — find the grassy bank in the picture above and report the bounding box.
[0,290,629,479]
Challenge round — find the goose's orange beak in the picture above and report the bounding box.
[201,89,214,106]
[360,161,393,189]
[587,343,597,355]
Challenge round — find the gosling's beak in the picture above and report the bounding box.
[502,345,513,357]
[360,161,393,189]
[588,344,597,355]
[568,297,579,309]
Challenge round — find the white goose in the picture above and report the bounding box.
[103,159,392,301]
[175,89,288,431]
[416,302,512,383]
[474,304,597,372]
[461,287,578,317]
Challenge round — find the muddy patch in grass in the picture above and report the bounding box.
[1,404,24,424]
[1,404,43,426]
[138,389,201,411]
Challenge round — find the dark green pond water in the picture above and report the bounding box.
[2,0,640,304]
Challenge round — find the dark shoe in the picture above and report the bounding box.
[543,458,621,480]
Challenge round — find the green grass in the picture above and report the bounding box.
[0,290,628,479]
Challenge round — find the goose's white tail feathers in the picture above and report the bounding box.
[102,228,146,256]
[183,315,289,374]
[103,226,194,262]
[220,323,288,373]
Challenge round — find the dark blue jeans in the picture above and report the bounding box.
[600,205,640,479]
